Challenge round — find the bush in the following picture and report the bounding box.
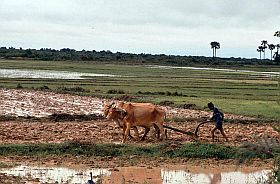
[107,89,125,94]
[57,86,89,93]
[16,83,23,89]
[158,100,175,106]
[37,85,50,90]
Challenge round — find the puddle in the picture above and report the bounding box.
[0,165,271,184]
[0,68,116,79]
[146,65,280,77]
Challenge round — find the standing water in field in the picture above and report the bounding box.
[0,68,117,79]
[146,65,280,77]
[0,165,271,184]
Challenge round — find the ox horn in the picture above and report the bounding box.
[108,102,115,108]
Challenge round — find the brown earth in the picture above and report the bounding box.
[0,89,278,183]
[0,89,279,146]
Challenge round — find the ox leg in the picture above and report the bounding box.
[157,123,166,141]
[122,123,131,143]
[132,127,140,140]
[122,123,127,142]
[118,119,134,139]
[153,124,160,140]
[140,128,150,141]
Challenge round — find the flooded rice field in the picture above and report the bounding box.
[146,65,280,77]
[0,68,116,79]
[0,164,271,184]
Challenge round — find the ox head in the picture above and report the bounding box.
[106,107,127,120]
[103,102,115,117]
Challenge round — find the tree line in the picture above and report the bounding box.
[0,45,279,66]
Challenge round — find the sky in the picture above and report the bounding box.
[0,0,279,58]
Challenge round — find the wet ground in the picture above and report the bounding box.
[0,89,279,146]
[0,88,279,183]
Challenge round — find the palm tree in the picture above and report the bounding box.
[274,44,280,62]
[257,46,265,60]
[257,48,262,60]
[268,44,276,60]
[210,41,220,58]
[276,44,280,52]
[274,31,280,37]
[274,32,280,62]
[261,40,268,59]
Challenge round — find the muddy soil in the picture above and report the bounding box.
[0,88,278,184]
[0,89,279,146]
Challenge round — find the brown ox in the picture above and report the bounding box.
[103,102,160,140]
[106,103,166,143]
[103,102,140,139]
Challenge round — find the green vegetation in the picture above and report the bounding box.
[0,46,279,65]
[0,162,17,168]
[0,142,272,160]
[0,59,279,119]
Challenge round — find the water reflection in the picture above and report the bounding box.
[0,165,270,184]
[161,170,269,184]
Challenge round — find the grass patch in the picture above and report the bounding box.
[165,143,237,159]
[0,142,274,161]
[0,162,18,168]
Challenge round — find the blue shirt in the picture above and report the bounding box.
[212,107,224,128]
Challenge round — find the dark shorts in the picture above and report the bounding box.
[215,121,223,129]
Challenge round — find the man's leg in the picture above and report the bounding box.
[219,127,229,141]
[211,127,218,142]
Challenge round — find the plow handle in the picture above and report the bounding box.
[194,121,210,137]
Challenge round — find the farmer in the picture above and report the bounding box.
[207,102,228,142]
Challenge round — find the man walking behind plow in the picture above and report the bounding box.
[208,102,229,142]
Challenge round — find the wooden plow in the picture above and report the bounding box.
[163,121,210,137]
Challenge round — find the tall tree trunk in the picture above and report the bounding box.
[212,48,215,58]
[259,52,261,60]
[215,48,217,58]
[263,50,265,59]
[271,50,273,60]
